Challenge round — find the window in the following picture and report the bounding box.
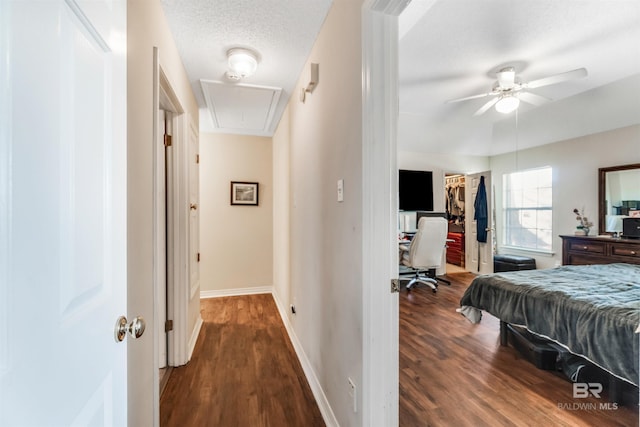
[503,167,553,251]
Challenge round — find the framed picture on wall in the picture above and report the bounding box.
[230,181,259,206]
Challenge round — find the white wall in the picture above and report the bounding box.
[490,124,640,269]
[272,0,364,425]
[399,151,489,211]
[398,126,640,270]
[199,133,273,293]
[127,1,199,424]
[397,151,489,231]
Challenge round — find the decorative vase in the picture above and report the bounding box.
[583,227,590,236]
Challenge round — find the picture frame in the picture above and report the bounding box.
[230,181,259,206]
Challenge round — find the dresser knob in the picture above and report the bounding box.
[583,246,588,250]
[632,251,637,256]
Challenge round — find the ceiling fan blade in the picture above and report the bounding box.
[446,92,492,104]
[473,97,499,116]
[518,91,552,106]
[525,68,587,89]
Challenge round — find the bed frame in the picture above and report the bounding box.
[460,263,640,404]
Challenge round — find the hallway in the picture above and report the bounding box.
[160,294,324,426]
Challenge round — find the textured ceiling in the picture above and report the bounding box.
[160,0,333,136]
[160,0,640,154]
[399,0,640,156]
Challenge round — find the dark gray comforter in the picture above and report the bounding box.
[459,263,640,386]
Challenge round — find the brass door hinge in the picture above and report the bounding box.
[197,252,200,262]
[165,319,173,332]
[391,279,400,293]
[164,135,172,147]
[196,154,200,164]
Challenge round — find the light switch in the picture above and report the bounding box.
[337,179,344,202]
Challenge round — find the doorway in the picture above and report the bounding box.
[152,49,196,422]
[444,173,467,274]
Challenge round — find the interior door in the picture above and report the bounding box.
[466,171,494,274]
[0,1,127,425]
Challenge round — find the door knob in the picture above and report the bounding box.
[114,315,146,342]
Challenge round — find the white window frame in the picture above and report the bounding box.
[502,166,553,253]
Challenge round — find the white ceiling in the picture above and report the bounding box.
[160,0,333,136]
[160,0,640,154]
[399,0,640,156]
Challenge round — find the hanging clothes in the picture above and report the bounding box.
[445,176,466,222]
[474,176,488,243]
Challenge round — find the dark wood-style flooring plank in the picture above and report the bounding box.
[160,294,324,427]
[161,274,638,426]
[400,272,639,427]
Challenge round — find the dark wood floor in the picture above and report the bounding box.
[400,272,639,426]
[160,274,638,427]
[160,294,324,427]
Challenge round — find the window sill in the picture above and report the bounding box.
[500,246,555,257]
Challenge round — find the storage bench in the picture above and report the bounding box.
[493,254,536,272]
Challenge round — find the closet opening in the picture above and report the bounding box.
[444,173,466,274]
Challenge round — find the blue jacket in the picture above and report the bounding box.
[474,176,488,243]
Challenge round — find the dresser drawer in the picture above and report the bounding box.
[611,244,640,260]
[569,241,606,254]
[561,235,640,266]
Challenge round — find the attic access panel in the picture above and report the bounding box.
[200,80,282,134]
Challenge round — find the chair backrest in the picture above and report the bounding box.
[407,216,447,269]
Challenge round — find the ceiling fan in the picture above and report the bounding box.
[446,67,588,116]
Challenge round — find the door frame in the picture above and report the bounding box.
[361,1,406,425]
[152,47,191,419]
[0,0,9,378]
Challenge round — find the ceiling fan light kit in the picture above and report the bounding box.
[226,47,259,80]
[447,66,588,116]
[495,95,520,114]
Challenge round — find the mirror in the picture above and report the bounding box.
[598,163,640,235]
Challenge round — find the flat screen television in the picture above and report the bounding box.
[399,169,434,211]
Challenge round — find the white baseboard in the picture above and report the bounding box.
[187,316,203,361]
[200,286,272,299]
[271,292,339,427]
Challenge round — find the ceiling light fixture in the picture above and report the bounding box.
[495,94,520,114]
[226,48,258,80]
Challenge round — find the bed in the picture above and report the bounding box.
[459,263,640,387]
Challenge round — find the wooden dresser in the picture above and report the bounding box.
[560,235,640,266]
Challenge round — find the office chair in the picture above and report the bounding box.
[400,216,451,292]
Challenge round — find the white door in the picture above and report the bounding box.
[466,172,494,274]
[0,1,128,425]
